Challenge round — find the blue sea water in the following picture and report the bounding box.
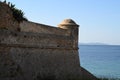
[79,45,120,78]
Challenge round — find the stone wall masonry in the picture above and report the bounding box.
[20,21,70,36]
[0,30,82,80]
[0,46,81,80]
[0,30,76,49]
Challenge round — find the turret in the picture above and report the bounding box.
[58,19,79,48]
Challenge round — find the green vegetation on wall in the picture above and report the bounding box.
[1,0,28,22]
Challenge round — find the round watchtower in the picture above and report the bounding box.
[58,19,79,29]
[58,19,79,48]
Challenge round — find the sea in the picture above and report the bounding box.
[79,45,120,78]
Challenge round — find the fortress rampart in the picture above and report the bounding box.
[0,2,98,80]
[0,18,81,80]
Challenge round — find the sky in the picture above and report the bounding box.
[1,0,120,45]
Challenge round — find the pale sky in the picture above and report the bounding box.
[2,0,120,45]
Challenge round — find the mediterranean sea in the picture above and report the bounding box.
[79,45,120,78]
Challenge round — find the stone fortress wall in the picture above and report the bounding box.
[0,2,98,80]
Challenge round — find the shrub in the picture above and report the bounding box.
[2,0,28,22]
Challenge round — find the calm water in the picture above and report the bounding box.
[79,45,120,78]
